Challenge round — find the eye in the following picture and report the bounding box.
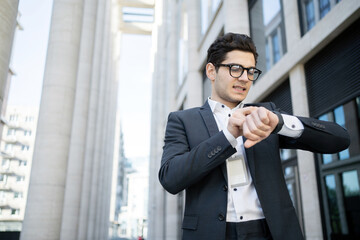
[248,68,256,75]
[231,65,243,72]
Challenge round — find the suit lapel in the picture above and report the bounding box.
[199,101,229,182]
[199,101,219,137]
[244,142,256,184]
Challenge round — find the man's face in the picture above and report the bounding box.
[207,50,255,109]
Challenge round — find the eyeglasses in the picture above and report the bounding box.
[215,64,262,81]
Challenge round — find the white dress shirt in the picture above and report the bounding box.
[207,98,304,222]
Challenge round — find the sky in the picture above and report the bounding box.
[8,0,152,159]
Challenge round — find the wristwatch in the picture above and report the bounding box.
[271,111,284,134]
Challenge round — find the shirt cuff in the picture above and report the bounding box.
[223,128,238,148]
[278,114,304,138]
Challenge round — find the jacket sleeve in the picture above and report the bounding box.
[158,112,236,195]
[278,116,350,153]
[264,102,351,153]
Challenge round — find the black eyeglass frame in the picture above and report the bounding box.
[215,63,262,81]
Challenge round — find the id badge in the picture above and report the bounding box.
[226,155,249,187]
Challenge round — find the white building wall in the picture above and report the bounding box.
[0,106,38,231]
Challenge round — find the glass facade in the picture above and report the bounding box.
[317,97,360,239]
[319,106,350,164]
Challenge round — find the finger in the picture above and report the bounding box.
[258,107,270,125]
[244,115,268,138]
[243,120,263,141]
[244,139,261,148]
[236,106,258,117]
[251,110,272,132]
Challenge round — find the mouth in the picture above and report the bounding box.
[233,85,246,93]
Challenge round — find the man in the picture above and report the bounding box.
[158,33,350,240]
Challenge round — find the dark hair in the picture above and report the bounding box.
[207,33,258,67]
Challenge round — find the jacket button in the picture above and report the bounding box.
[218,213,225,221]
[223,185,228,191]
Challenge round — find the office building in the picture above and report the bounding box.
[148,0,360,239]
[0,106,38,232]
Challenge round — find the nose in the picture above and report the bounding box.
[237,69,250,81]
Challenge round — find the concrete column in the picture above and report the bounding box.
[224,0,250,35]
[21,0,84,239]
[290,64,323,240]
[0,0,19,137]
[93,4,112,237]
[185,0,202,108]
[59,0,98,239]
[148,0,166,239]
[282,0,301,52]
[163,2,181,240]
[85,1,111,238]
[100,7,120,237]
[76,0,107,238]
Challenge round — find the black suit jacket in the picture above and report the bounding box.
[159,101,350,240]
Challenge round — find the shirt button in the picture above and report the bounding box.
[240,216,243,220]
[292,124,295,128]
[222,105,225,108]
[228,114,231,117]
[218,213,225,221]
[233,188,237,191]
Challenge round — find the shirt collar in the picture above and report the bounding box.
[208,97,243,113]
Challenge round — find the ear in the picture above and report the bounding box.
[206,63,216,82]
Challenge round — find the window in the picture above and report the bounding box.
[16,176,25,182]
[249,0,287,74]
[305,0,315,31]
[11,209,20,215]
[7,128,16,136]
[14,192,23,199]
[319,0,331,18]
[316,98,360,239]
[300,0,342,35]
[24,130,32,136]
[319,105,350,164]
[0,174,7,184]
[271,32,280,64]
[4,144,13,152]
[0,191,5,201]
[21,145,30,151]
[201,0,222,34]
[1,159,10,169]
[265,41,271,70]
[9,115,18,122]
[342,170,360,236]
[19,160,27,167]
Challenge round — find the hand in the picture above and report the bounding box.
[227,107,279,148]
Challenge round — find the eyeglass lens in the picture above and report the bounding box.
[230,65,260,80]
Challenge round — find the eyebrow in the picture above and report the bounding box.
[225,63,256,68]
